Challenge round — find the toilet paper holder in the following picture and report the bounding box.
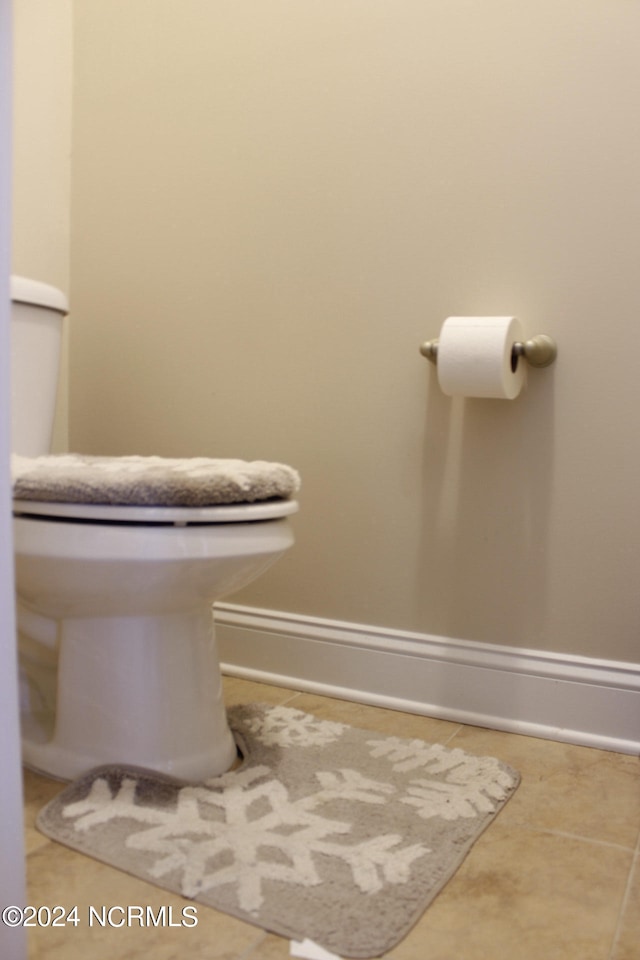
[420,333,557,368]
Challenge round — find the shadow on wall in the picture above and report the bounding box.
[415,358,556,653]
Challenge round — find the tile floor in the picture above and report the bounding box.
[23,677,640,960]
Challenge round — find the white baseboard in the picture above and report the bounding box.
[216,602,640,756]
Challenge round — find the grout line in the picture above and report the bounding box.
[280,691,305,707]
[513,823,637,854]
[607,849,638,960]
[236,930,272,960]
[439,723,466,746]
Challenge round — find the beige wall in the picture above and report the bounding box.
[69,1,640,664]
[12,0,72,451]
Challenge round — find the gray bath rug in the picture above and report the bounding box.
[37,703,520,958]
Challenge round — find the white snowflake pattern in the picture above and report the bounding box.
[366,738,517,821]
[62,764,429,914]
[243,705,347,748]
[366,737,453,773]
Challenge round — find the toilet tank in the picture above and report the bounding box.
[10,276,69,456]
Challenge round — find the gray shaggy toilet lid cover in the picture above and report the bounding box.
[11,453,301,507]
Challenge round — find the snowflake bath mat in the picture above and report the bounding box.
[37,703,520,958]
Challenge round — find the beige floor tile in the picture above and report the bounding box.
[22,768,66,855]
[383,822,633,960]
[244,932,293,958]
[447,726,640,849]
[26,841,263,960]
[222,674,301,708]
[612,853,640,960]
[287,691,463,744]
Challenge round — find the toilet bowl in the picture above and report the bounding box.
[11,276,300,782]
[14,496,297,782]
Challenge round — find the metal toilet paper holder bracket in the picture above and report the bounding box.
[419,333,557,369]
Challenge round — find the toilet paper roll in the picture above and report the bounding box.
[437,316,526,399]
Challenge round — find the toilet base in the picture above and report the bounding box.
[22,727,237,784]
[20,610,238,782]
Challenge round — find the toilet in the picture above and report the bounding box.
[11,276,299,782]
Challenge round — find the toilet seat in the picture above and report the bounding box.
[13,497,299,525]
